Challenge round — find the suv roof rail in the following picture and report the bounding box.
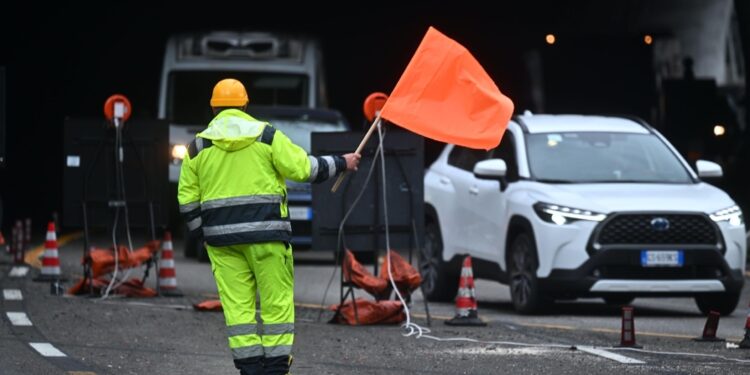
[615,114,655,133]
[511,114,530,133]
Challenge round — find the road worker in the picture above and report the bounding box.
[178,78,360,374]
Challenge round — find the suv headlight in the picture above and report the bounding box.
[710,205,744,227]
[534,202,606,225]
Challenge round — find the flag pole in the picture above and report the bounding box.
[331,114,382,192]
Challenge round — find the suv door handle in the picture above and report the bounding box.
[469,186,479,195]
[439,177,450,185]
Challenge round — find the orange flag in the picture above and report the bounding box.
[380,27,514,150]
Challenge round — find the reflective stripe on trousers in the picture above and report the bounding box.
[206,241,295,359]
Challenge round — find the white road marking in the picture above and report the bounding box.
[29,342,67,357]
[6,312,33,326]
[9,266,29,277]
[3,289,22,300]
[444,347,555,356]
[578,346,645,364]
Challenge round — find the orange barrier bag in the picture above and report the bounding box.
[194,299,223,312]
[379,251,422,294]
[86,241,160,278]
[329,298,405,325]
[343,249,389,297]
[67,276,156,297]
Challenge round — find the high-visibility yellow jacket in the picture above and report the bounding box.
[177,109,345,246]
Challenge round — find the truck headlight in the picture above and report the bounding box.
[710,205,744,227]
[534,202,606,225]
[171,144,187,163]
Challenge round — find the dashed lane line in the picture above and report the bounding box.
[6,311,33,326]
[24,231,83,268]
[9,266,29,277]
[3,288,22,300]
[577,346,646,364]
[29,342,67,357]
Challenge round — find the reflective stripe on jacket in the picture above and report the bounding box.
[177,109,345,246]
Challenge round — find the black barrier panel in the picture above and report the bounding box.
[63,118,168,229]
[311,128,423,257]
[0,67,5,168]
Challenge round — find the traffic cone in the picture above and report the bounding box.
[33,222,65,282]
[158,231,183,297]
[617,306,642,348]
[693,310,724,342]
[445,256,486,326]
[739,303,750,349]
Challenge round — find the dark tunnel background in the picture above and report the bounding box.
[0,1,749,232]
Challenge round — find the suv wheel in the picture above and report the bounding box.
[419,221,459,302]
[509,233,545,314]
[694,292,741,316]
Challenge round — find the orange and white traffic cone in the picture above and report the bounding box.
[617,306,642,348]
[445,256,486,326]
[34,222,64,282]
[158,231,183,297]
[739,302,750,349]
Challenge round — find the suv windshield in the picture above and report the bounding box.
[527,132,693,183]
[168,71,309,124]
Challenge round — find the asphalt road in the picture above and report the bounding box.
[1,234,749,374]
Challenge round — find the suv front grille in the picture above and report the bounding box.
[596,213,718,246]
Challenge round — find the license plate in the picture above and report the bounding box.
[641,250,684,267]
[289,206,312,220]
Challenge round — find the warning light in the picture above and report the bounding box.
[644,35,653,45]
[545,34,556,45]
[713,125,726,137]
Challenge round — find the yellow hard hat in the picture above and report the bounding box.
[210,78,249,107]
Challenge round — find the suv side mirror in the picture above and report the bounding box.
[474,159,507,179]
[696,160,723,178]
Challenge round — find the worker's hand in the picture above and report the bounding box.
[343,153,361,171]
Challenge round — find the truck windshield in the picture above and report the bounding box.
[168,71,309,124]
[526,132,693,183]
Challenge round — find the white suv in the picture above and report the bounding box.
[422,114,746,314]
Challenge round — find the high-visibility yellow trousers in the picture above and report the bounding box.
[206,241,294,360]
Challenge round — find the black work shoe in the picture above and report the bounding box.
[264,355,291,375]
[234,356,263,375]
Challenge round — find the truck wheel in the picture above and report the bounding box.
[419,221,459,302]
[509,233,546,314]
[695,292,741,316]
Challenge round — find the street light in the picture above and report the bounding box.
[713,125,726,137]
[545,34,556,45]
[644,35,653,45]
